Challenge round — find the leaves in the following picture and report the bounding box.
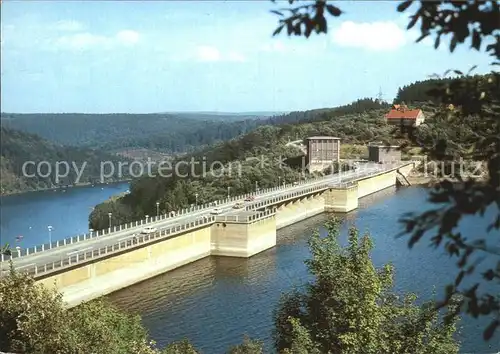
[483,320,500,341]
[434,34,441,49]
[1,243,11,256]
[472,29,481,50]
[274,219,459,353]
[273,24,285,36]
[399,71,500,340]
[326,4,342,17]
[407,13,419,30]
[0,266,166,353]
[397,0,413,13]
[272,1,500,59]
[450,36,458,52]
[227,336,264,354]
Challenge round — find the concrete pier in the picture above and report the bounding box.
[324,184,359,212]
[211,210,277,258]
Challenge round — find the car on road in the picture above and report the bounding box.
[141,226,157,234]
[233,202,245,209]
[210,208,221,215]
[244,196,255,202]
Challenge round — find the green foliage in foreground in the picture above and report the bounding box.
[0,263,153,354]
[0,220,459,354]
[273,220,460,354]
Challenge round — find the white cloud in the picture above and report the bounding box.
[55,30,140,51]
[332,21,407,51]
[52,20,85,32]
[197,45,221,61]
[116,30,140,45]
[258,38,328,57]
[227,51,246,62]
[260,40,287,52]
[195,46,245,62]
[56,33,109,50]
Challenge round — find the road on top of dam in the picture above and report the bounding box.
[2,164,385,271]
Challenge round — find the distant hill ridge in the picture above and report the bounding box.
[0,101,384,153]
[157,111,285,116]
[1,76,474,155]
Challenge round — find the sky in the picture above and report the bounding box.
[0,0,495,113]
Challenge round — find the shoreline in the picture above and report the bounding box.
[406,175,437,187]
[0,179,132,198]
[406,173,486,187]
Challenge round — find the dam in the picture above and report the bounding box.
[0,161,418,307]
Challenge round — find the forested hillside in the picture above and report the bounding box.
[1,99,388,154]
[267,98,390,125]
[89,74,495,230]
[0,128,131,195]
[393,74,489,105]
[0,113,266,152]
[89,108,394,229]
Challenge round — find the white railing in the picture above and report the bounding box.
[1,186,276,261]
[1,176,323,261]
[215,208,276,224]
[1,216,217,278]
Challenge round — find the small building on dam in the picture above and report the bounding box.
[368,142,401,164]
[305,136,341,172]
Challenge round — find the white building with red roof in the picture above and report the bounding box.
[385,104,425,126]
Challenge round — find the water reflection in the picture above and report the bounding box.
[106,186,498,353]
[0,182,129,247]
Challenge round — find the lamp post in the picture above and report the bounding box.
[145,214,149,223]
[108,213,112,229]
[156,201,160,218]
[227,186,231,199]
[278,176,281,187]
[89,228,94,238]
[195,193,199,205]
[47,225,53,246]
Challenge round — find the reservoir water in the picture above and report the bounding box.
[0,183,129,248]
[107,186,499,353]
[0,184,498,353]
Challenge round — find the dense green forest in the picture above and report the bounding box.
[0,98,389,198]
[393,74,490,105]
[0,127,131,195]
[0,113,266,153]
[1,99,388,154]
[89,107,394,229]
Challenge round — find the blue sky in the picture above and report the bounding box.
[0,1,494,113]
